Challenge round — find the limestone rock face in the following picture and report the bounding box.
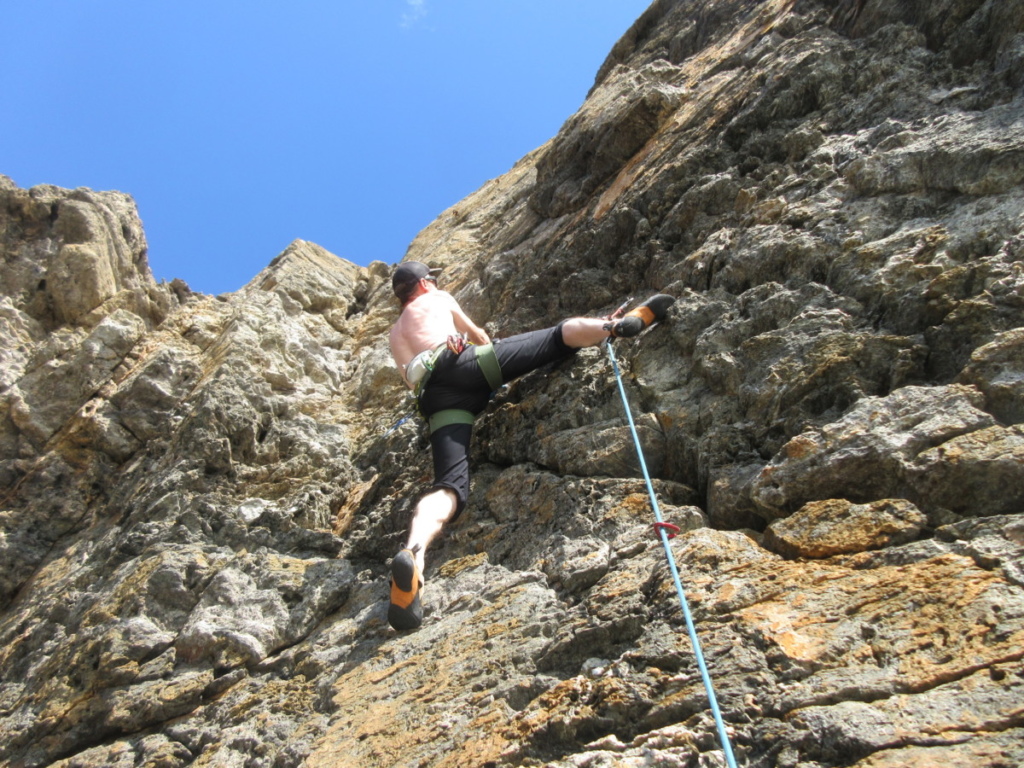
[763,498,928,557]
[3,0,1024,766]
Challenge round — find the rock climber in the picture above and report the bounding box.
[386,261,675,630]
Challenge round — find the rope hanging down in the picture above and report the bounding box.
[605,340,740,768]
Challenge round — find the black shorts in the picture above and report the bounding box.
[419,323,577,516]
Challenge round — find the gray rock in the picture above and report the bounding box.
[958,327,1024,425]
[909,424,1024,517]
[764,498,928,558]
[751,385,997,520]
[3,0,1024,766]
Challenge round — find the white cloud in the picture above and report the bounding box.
[401,0,427,28]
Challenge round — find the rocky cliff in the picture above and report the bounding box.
[2,0,1024,766]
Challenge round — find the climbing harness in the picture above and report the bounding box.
[420,340,504,435]
[605,339,740,768]
[387,338,507,438]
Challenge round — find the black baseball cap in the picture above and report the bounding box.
[392,261,442,300]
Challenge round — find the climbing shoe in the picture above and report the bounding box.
[608,294,676,338]
[388,549,423,631]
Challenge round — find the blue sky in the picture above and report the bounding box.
[3,2,652,295]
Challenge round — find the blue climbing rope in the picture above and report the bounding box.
[382,413,413,437]
[605,340,740,768]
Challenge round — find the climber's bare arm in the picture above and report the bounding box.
[451,304,490,346]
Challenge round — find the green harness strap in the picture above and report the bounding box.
[474,343,503,391]
[428,408,475,433]
[425,343,504,435]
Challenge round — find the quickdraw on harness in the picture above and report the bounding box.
[405,334,504,435]
[605,338,739,768]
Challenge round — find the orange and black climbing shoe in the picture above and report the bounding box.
[388,548,423,631]
[608,294,676,338]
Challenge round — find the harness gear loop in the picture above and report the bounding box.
[446,333,468,355]
[605,340,739,768]
[408,344,447,395]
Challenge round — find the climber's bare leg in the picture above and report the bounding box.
[406,487,458,575]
